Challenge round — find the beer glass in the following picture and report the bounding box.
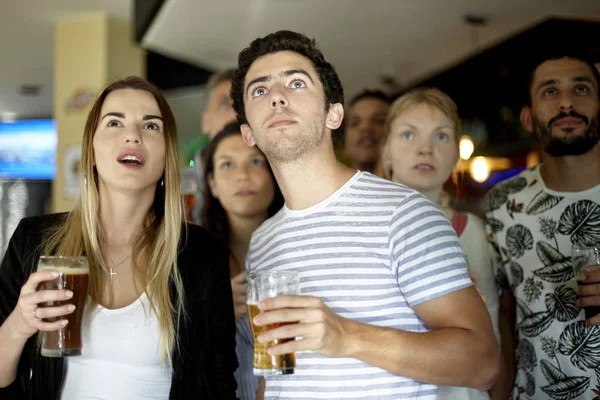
[247,273,277,376]
[181,166,199,224]
[256,271,299,375]
[572,244,600,320]
[37,256,89,357]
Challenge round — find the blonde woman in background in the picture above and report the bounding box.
[381,87,501,400]
[0,77,238,399]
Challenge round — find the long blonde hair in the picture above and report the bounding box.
[44,77,186,364]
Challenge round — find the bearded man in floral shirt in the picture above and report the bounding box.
[486,53,600,400]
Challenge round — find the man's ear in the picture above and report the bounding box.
[325,103,344,130]
[520,106,534,133]
[241,124,256,147]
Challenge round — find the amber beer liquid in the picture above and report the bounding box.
[38,264,89,357]
[247,302,295,375]
[183,193,196,221]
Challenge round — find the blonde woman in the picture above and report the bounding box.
[381,88,500,400]
[0,77,237,399]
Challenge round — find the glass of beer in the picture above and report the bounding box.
[37,256,89,357]
[181,166,199,223]
[572,244,600,320]
[256,270,299,376]
[247,273,277,376]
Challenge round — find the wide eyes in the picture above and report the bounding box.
[252,87,267,97]
[542,84,592,98]
[400,131,414,140]
[250,78,308,98]
[106,119,122,128]
[105,119,161,131]
[396,130,452,143]
[436,133,450,142]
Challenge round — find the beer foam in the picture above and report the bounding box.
[246,301,258,306]
[38,266,89,275]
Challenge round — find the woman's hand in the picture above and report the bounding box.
[8,270,76,340]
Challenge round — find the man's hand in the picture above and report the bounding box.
[231,272,247,321]
[253,295,353,358]
[577,265,600,325]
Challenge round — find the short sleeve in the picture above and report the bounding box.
[390,194,472,307]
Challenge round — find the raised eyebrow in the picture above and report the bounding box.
[101,112,125,121]
[143,115,163,121]
[246,75,271,97]
[394,123,418,130]
[536,79,559,93]
[281,69,315,84]
[571,76,597,88]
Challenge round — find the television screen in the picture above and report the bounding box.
[0,119,57,180]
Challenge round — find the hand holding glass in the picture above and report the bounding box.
[572,244,600,320]
[37,256,89,357]
[247,271,299,376]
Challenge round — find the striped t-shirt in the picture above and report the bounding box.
[247,171,472,400]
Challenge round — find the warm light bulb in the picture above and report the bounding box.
[459,136,474,160]
[470,157,490,183]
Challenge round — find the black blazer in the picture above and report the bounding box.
[0,213,238,399]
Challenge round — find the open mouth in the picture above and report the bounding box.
[415,164,435,171]
[118,155,145,166]
[358,137,377,147]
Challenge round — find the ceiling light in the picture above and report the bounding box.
[0,112,17,122]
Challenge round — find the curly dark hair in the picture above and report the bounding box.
[231,30,344,127]
[201,121,284,246]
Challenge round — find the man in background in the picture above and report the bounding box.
[342,89,391,174]
[486,53,600,399]
[190,69,237,223]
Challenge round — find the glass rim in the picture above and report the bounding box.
[39,256,88,261]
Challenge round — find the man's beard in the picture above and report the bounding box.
[533,110,599,157]
[255,110,327,164]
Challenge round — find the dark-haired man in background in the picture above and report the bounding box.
[486,54,600,399]
[342,90,391,174]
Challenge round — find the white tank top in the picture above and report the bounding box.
[60,293,173,399]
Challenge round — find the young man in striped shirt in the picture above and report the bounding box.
[230,30,499,400]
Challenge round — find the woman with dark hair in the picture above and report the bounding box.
[0,77,237,399]
[202,121,283,400]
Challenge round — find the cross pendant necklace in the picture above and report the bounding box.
[108,254,132,283]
